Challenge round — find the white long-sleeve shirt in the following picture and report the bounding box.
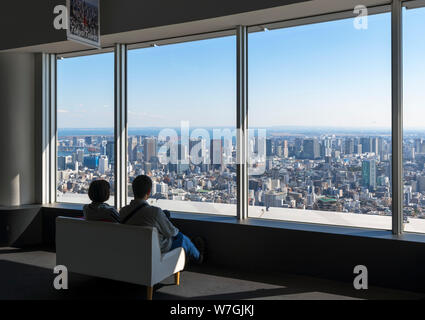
[119,199,179,253]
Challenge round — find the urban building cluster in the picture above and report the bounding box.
[56,130,425,220]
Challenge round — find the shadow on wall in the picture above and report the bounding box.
[0,206,43,247]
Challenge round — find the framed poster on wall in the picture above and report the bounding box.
[67,0,100,48]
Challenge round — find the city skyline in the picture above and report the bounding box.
[57,132,394,217]
[56,127,425,234]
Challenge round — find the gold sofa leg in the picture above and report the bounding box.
[147,286,153,300]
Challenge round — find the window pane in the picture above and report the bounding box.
[127,36,236,215]
[248,14,392,229]
[403,7,425,233]
[57,53,115,205]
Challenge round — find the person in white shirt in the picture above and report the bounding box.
[120,175,205,263]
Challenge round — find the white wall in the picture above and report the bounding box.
[0,53,36,206]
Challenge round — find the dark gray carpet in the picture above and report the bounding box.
[0,247,423,300]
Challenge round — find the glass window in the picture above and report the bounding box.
[127,36,236,215]
[403,6,425,233]
[57,52,115,205]
[248,13,392,229]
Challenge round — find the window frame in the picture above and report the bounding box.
[48,0,425,235]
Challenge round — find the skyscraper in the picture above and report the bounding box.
[266,139,273,157]
[355,144,362,155]
[190,138,208,164]
[76,139,85,147]
[83,154,100,169]
[417,175,425,192]
[283,140,289,158]
[98,155,109,174]
[143,137,157,163]
[168,142,189,173]
[58,156,72,170]
[106,141,114,165]
[302,139,320,160]
[85,136,93,146]
[360,137,373,153]
[100,140,107,155]
[372,137,382,154]
[128,136,138,162]
[294,138,303,157]
[76,149,84,163]
[362,159,376,190]
[414,138,424,154]
[210,139,223,169]
[345,138,354,154]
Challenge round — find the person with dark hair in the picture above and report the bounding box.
[83,179,120,222]
[120,175,206,264]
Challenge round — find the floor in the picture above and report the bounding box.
[0,246,423,300]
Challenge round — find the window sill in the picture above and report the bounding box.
[0,204,42,211]
[42,202,425,244]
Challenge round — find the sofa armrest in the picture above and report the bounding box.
[161,247,184,263]
[151,247,186,285]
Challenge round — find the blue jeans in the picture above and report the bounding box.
[170,232,200,261]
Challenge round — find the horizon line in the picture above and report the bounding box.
[57,126,425,131]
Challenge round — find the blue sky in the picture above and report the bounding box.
[403,7,425,129]
[57,52,114,127]
[57,8,425,130]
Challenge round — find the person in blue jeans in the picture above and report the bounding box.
[169,232,201,261]
[120,175,206,264]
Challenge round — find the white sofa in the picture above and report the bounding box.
[56,216,186,299]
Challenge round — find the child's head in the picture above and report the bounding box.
[88,180,110,203]
[132,175,152,200]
